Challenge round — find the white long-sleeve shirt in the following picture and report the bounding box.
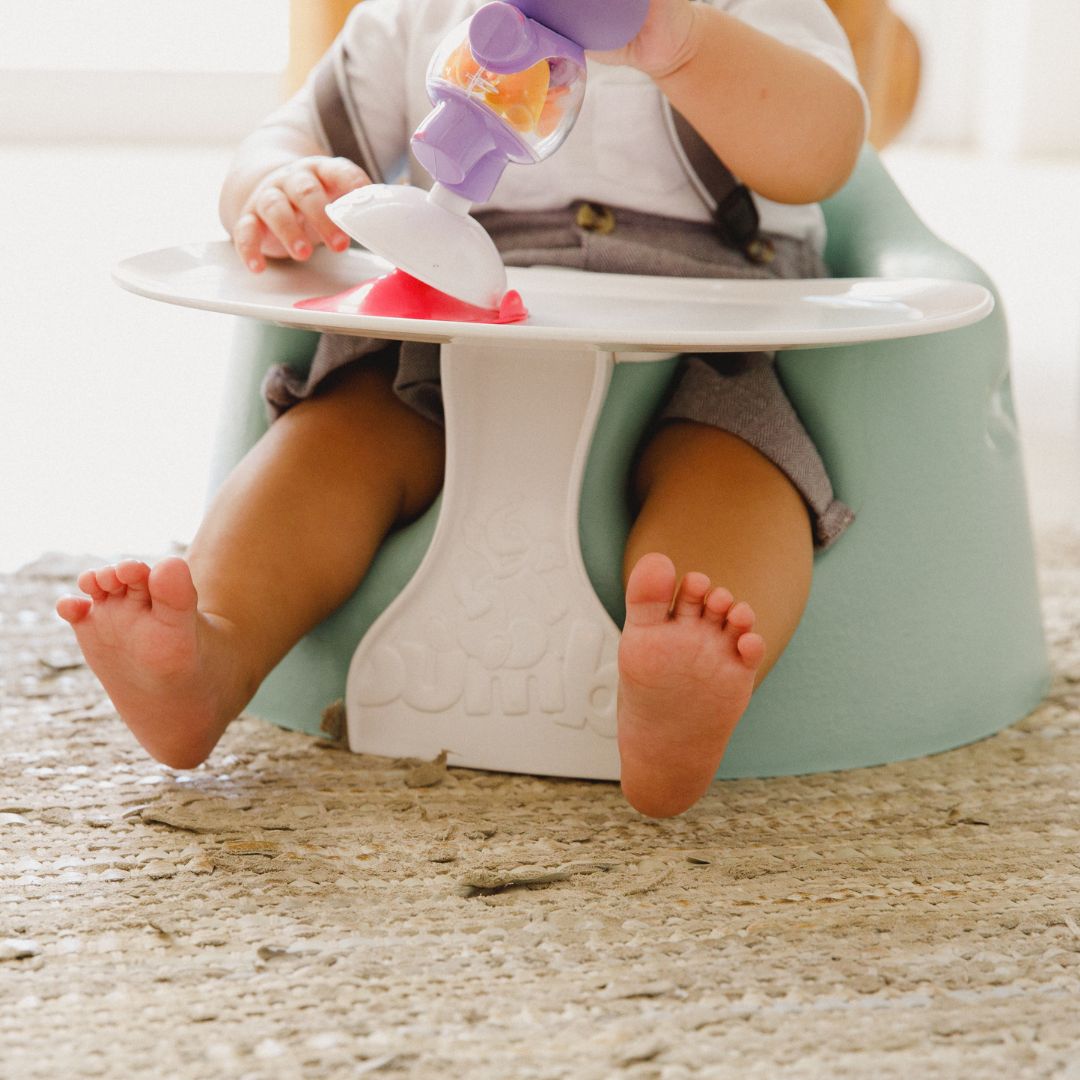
[265,0,869,251]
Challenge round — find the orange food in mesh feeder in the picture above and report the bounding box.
[443,43,552,134]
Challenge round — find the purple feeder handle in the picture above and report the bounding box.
[469,2,585,73]
[512,0,650,52]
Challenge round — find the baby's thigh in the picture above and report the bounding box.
[286,354,446,516]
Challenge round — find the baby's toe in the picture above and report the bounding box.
[725,600,756,634]
[147,557,198,616]
[115,560,152,603]
[703,586,734,625]
[95,565,125,595]
[115,560,151,587]
[672,572,711,620]
[722,600,757,657]
[624,552,677,629]
[77,569,108,601]
[736,631,766,671]
[56,595,92,625]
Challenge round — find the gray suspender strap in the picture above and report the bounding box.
[313,42,769,264]
[663,103,774,265]
[311,43,384,184]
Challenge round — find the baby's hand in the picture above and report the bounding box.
[233,156,370,273]
[587,0,700,80]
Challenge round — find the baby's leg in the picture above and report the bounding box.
[56,356,444,768]
[617,421,813,817]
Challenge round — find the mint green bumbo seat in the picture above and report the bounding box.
[209,147,1049,777]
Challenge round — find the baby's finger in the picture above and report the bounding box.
[233,211,269,272]
[281,167,349,253]
[314,156,371,199]
[252,185,312,261]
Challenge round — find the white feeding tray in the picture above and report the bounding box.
[114,240,993,355]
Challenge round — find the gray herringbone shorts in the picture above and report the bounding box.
[263,203,854,547]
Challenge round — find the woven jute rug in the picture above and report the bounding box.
[2,530,1078,1080]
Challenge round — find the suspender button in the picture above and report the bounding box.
[575,202,617,234]
[744,237,776,265]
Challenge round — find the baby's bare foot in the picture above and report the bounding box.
[55,557,251,768]
[617,552,765,818]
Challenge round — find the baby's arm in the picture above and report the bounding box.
[219,123,370,273]
[592,0,866,205]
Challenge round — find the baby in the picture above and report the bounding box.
[57,0,867,817]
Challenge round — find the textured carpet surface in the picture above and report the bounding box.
[1,531,1078,1080]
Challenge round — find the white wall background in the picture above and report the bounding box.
[894,0,1080,155]
[0,0,287,141]
[0,0,288,70]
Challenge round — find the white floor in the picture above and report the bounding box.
[1,141,1077,573]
